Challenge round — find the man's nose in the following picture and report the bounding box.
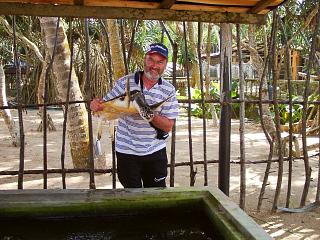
[151,61,160,68]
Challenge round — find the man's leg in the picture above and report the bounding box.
[116,152,142,188]
[141,148,168,187]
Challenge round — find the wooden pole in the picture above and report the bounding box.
[218,23,232,196]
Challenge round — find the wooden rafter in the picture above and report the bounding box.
[249,0,285,14]
[0,0,286,23]
[85,0,159,8]
[0,0,286,9]
[176,0,260,6]
[170,4,251,13]
[160,0,176,9]
[0,3,266,24]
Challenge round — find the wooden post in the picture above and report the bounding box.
[218,23,232,196]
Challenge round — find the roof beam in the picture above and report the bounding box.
[160,0,176,9]
[248,0,284,14]
[176,0,260,6]
[0,3,266,24]
[171,4,250,13]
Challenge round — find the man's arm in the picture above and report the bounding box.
[90,76,128,113]
[151,113,175,133]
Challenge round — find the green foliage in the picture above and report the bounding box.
[270,92,320,125]
[0,17,14,62]
[188,80,241,119]
[189,88,212,118]
[270,96,303,124]
[178,39,197,66]
[130,20,171,71]
[209,81,220,99]
[135,21,163,52]
[231,81,239,98]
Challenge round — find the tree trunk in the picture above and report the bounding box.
[187,22,200,88]
[204,23,212,97]
[106,19,126,81]
[247,25,277,143]
[0,62,20,146]
[37,53,56,132]
[104,19,127,145]
[0,16,44,62]
[40,17,90,168]
[204,23,219,127]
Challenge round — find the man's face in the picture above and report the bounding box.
[144,53,167,81]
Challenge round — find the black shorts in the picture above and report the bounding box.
[116,148,168,188]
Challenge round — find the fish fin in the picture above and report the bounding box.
[149,95,173,110]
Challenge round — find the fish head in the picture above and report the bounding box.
[128,90,141,102]
[133,92,148,109]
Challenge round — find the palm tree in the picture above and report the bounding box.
[40,17,90,168]
[36,53,56,132]
[187,22,200,88]
[106,19,126,80]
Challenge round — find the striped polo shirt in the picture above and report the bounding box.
[103,71,179,156]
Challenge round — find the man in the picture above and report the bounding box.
[90,43,179,188]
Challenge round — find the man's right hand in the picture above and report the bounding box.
[90,98,105,112]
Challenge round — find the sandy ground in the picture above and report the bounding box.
[0,108,320,239]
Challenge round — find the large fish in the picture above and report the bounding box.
[95,77,171,121]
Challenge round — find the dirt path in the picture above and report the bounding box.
[0,109,319,239]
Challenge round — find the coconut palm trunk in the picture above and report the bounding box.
[187,22,200,88]
[103,19,127,142]
[0,62,20,146]
[106,19,126,80]
[40,17,90,168]
[37,53,56,132]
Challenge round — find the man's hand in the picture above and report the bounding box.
[133,93,154,122]
[90,98,105,112]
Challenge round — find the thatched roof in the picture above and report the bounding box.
[0,0,286,24]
